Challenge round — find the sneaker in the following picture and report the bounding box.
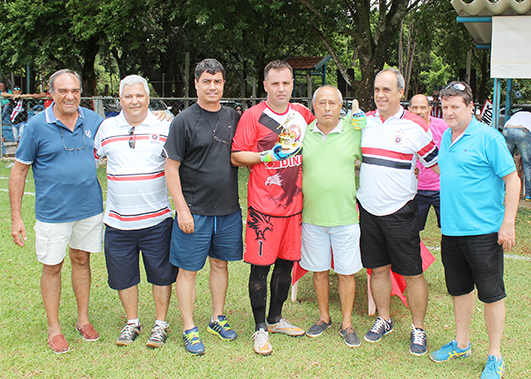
[251,328,272,355]
[146,324,168,348]
[47,334,70,354]
[182,326,205,355]
[429,339,471,362]
[481,355,504,379]
[364,316,393,343]
[306,318,332,338]
[207,315,237,340]
[76,323,99,341]
[267,318,305,336]
[339,325,361,348]
[409,325,428,356]
[116,323,142,346]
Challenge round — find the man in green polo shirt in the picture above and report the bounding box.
[300,85,364,347]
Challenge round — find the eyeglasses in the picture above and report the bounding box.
[445,83,466,91]
[13,87,21,91]
[60,126,86,151]
[128,126,136,149]
[212,120,231,145]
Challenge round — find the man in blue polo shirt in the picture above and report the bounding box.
[9,69,104,354]
[430,82,520,379]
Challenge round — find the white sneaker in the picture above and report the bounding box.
[267,318,305,336]
[251,328,272,355]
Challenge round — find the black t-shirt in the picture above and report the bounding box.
[163,103,240,216]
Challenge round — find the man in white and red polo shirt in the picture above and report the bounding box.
[94,75,177,349]
[357,68,439,356]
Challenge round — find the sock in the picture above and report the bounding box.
[267,258,294,324]
[127,318,140,326]
[155,320,167,328]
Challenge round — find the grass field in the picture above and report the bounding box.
[0,158,530,378]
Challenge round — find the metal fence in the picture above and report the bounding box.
[1,96,346,156]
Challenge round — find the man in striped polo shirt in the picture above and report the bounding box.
[357,68,439,356]
[94,75,177,348]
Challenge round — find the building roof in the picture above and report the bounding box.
[451,0,531,45]
[285,56,331,70]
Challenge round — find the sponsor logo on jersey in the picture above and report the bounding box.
[264,154,302,169]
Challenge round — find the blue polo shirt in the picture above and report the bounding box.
[439,117,515,236]
[16,104,104,223]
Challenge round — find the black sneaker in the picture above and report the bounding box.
[364,317,393,343]
[306,318,332,338]
[339,325,361,347]
[409,324,427,356]
[116,323,142,346]
[146,324,168,348]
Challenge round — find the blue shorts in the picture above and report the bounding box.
[104,218,177,290]
[170,210,243,271]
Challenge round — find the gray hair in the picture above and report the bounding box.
[376,68,405,91]
[49,69,82,95]
[312,85,343,104]
[194,59,225,81]
[119,75,150,97]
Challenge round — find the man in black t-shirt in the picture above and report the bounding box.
[163,58,242,355]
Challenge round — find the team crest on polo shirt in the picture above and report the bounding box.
[391,129,405,146]
[85,129,92,138]
[150,132,160,143]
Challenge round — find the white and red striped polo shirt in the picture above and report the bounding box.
[94,111,173,230]
[357,106,438,216]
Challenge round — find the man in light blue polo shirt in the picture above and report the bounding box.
[430,82,520,379]
[9,69,104,354]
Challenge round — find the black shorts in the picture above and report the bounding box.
[417,190,441,230]
[441,233,505,303]
[359,199,422,276]
[105,218,178,290]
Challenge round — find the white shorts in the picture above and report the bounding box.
[300,223,362,275]
[34,213,104,265]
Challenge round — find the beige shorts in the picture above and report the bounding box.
[34,213,104,265]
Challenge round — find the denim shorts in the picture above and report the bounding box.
[170,210,243,271]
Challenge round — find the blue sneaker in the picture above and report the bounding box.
[207,315,237,340]
[429,339,471,362]
[481,355,504,379]
[364,316,393,343]
[182,326,205,355]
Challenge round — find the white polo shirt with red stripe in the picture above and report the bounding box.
[357,106,438,216]
[94,111,173,230]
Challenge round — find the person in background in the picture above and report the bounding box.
[502,110,531,201]
[408,94,449,230]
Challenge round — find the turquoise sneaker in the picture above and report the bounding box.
[182,326,205,355]
[429,339,471,362]
[481,355,504,379]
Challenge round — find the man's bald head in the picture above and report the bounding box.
[408,94,431,124]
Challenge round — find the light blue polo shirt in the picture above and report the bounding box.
[16,104,104,223]
[439,117,515,236]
